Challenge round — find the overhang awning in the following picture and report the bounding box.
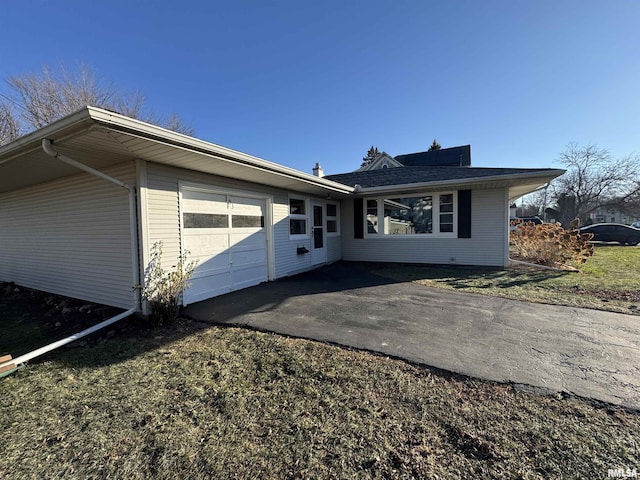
[347,172,564,200]
[326,166,564,200]
[0,107,354,197]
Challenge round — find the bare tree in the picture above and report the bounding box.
[0,103,20,145]
[0,63,193,145]
[517,188,548,218]
[550,142,640,227]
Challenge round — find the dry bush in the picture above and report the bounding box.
[138,241,197,325]
[510,221,594,268]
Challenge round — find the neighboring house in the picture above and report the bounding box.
[357,145,470,171]
[0,108,564,311]
[588,207,639,225]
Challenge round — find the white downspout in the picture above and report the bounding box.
[1,308,137,371]
[0,140,142,374]
[41,138,141,307]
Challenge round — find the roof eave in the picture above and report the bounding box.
[86,107,354,195]
[354,170,566,195]
[0,108,95,164]
[0,106,354,196]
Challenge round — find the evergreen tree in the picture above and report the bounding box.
[361,146,381,168]
[428,139,441,151]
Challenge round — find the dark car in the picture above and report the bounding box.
[518,216,543,225]
[509,216,543,231]
[579,223,640,246]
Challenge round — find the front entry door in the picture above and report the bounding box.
[311,203,327,265]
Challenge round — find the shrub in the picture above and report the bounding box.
[510,221,594,268]
[138,241,197,325]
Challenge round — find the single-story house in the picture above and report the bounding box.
[0,107,564,311]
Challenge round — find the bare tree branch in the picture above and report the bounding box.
[0,63,194,145]
[549,142,640,226]
[0,102,21,145]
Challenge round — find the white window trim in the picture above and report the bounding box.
[288,195,309,239]
[326,201,340,236]
[365,198,382,236]
[363,191,457,238]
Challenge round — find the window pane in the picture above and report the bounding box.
[290,219,306,235]
[326,204,337,217]
[313,205,323,227]
[440,194,453,204]
[440,203,454,213]
[289,198,305,215]
[232,215,264,228]
[183,213,228,228]
[383,196,433,234]
[327,220,338,233]
[439,194,454,234]
[367,199,379,234]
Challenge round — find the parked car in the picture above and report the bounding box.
[579,223,640,246]
[631,221,640,229]
[509,216,543,231]
[518,216,543,225]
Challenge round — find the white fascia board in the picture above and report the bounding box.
[355,170,566,195]
[85,107,354,195]
[0,108,95,163]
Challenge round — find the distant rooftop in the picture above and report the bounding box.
[395,145,471,167]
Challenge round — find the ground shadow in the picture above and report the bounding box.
[2,262,401,370]
[0,282,125,359]
[360,262,568,290]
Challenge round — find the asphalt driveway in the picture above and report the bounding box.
[184,263,640,410]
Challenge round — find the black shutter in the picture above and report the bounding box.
[458,190,472,238]
[354,198,364,239]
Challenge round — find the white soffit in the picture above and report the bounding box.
[0,107,354,197]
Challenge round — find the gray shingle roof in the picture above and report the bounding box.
[325,166,559,189]
[395,145,471,167]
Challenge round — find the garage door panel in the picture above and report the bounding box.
[182,189,227,205]
[190,257,230,279]
[182,191,227,213]
[229,196,264,214]
[230,231,265,248]
[181,190,269,305]
[186,275,231,303]
[232,248,267,267]
[185,232,230,252]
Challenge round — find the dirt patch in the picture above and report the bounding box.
[556,285,640,303]
[0,282,127,358]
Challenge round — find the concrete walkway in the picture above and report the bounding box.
[184,263,640,410]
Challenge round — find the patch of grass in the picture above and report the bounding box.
[364,246,640,315]
[1,322,638,479]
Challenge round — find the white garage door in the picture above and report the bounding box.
[181,188,269,305]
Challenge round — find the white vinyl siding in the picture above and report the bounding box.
[0,162,136,308]
[341,188,508,267]
[143,162,339,286]
[327,236,341,263]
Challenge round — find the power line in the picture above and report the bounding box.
[0,91,28,114]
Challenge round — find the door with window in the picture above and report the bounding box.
[311,203,327,265]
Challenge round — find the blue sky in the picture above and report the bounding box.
[2,1,639,175]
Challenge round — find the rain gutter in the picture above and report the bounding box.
[0,140,142,374]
